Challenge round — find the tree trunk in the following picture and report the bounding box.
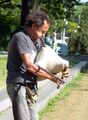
[20,0,33,26]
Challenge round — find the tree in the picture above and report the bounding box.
[0,0,81,50]
[35,0,80,33]
[0,0,21,50]
[79,5,88,54]
[67,22,79,53]
[21,0,34,26]
[68,4,88,54]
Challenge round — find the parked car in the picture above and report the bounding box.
[54,39,68,56]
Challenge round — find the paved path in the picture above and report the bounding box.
[0,61,87,120]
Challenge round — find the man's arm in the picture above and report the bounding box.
[21,53,61,86]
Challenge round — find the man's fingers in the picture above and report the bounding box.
[62,72,70,78]
[57,82,61,89]
[62,68,70,77]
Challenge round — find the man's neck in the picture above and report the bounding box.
[26,28,37,42]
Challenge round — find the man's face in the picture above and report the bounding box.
[31,20,50,40]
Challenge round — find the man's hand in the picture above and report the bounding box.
[50,67,70,89]
[61,67,70,78]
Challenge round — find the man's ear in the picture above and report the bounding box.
[32,23,37,29]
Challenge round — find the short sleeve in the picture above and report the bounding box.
[15,33,30,54]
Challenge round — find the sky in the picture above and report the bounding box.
[80,0,88,2]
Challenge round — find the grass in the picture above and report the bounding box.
[39,75,83,120]
[39,63,88,120]
[0,56,7,88]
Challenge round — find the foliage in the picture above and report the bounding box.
[37,0,80,33]
[0,0,81,50]
[67,4,88,54]
[67,22,80,53]
[0,0,21,50]
[79,6,88,54]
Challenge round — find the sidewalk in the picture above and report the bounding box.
[0,61,87,120]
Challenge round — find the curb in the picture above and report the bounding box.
[38,61,88,111]
[0,61,87,113]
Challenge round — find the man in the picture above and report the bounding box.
[6,10,69,120]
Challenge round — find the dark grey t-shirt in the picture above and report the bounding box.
[6,30,38,84]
